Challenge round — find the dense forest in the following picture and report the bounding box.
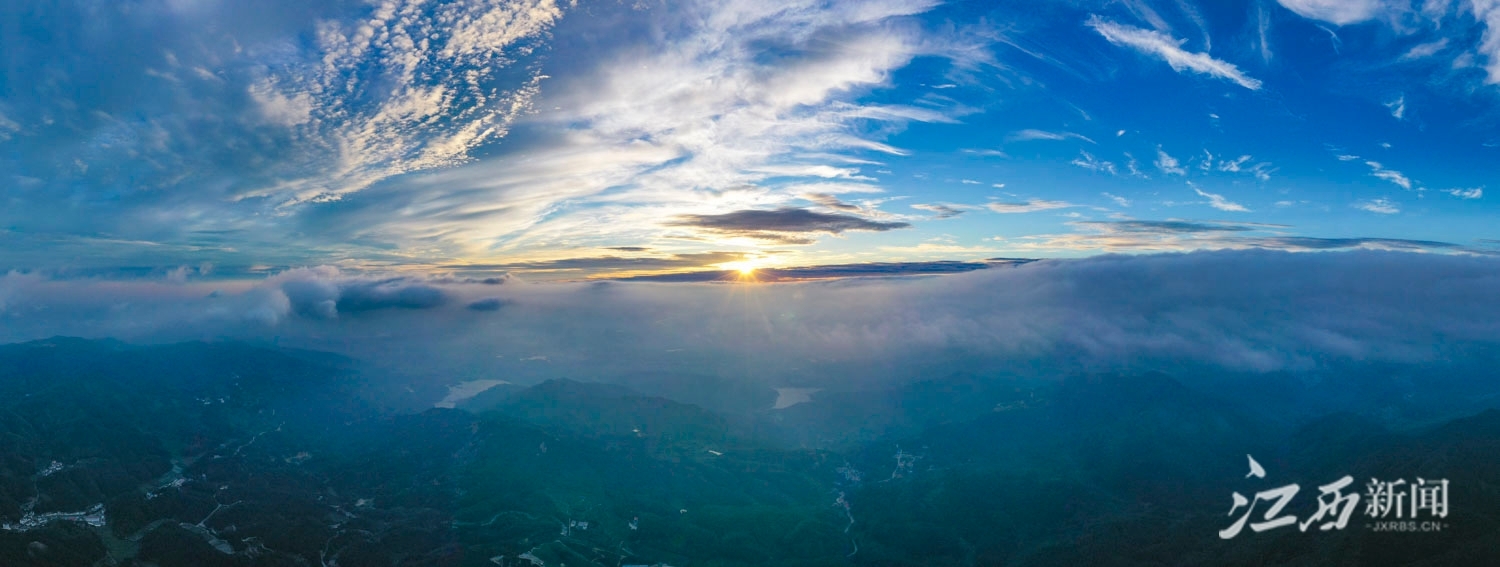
[0,338,1496,566]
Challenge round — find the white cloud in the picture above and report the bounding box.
[1176,0,1213,51]
[1399,38,1450,61]
[1249,162,1275,182]
[1385,95,1406,120]
[1473,0,1500,83]
[163,265,191,284]
[962,148,1009,158]
[1319,25,1344,53]
[1257,2,1274,63]
[910,203,974,218]
[1373,170,1413,189]
[1218,155,1253,172]
[248,80,314,128]
[1156,148,1186,176]
[1455,51,1478,70]
[987,200,1076,213]
[1121,0,1173,34]
[1275,0,1387,25]
[1071,150,1117,175]
[243,0,566,205]
[1445,187,1483,199]
[1102,192,1131,207]
[1192,185,1250,212]
[1365,161,1413,189]
[1086,17,1262,90]
[1356,198,1401,214]
[312,0,963,256]
[1007,129,1096,144]
[1423,0,1455,20]
[0,110,20,142]
[1126,156,1146,178]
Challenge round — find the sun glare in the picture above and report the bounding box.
[720,259,765,279]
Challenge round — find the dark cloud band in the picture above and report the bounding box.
[668,207,910,243]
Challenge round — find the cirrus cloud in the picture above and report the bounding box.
[1275,0,1388,25]
[1087,16,1262,90]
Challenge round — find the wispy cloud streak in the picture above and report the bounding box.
[1087,16,1262,90]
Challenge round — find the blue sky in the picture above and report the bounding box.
[2,0,1498,281]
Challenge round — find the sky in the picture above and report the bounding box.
[2,0,1498,282]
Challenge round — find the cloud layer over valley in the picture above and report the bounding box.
[4,251,1498,390]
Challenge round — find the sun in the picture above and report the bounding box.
[719,259,765,279]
